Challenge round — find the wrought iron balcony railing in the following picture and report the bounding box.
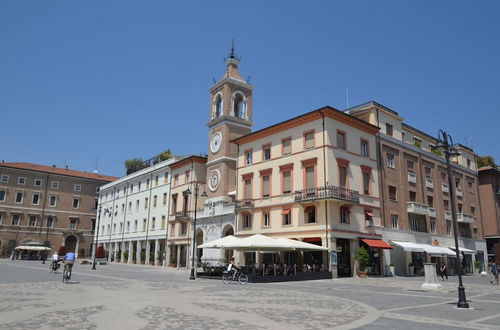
[294,186,359,204]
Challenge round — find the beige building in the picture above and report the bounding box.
[0,162,116,258]
[478,166,500,262]
[347,101,486,275]
[233,106,383,277]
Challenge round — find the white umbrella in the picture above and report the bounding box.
[237,234,292,251]
[198,235,243,249]
[15,246,51,251]
[275,238,329,251]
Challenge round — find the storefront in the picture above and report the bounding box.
[390,241,455,276]
[360,239,393,275]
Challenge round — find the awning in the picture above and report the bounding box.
[15,246,51,251]
[448,246,477,254]
[424,245,455,256]
[390,241,425,252]
[390,241,455,255]
[361,239,392,249]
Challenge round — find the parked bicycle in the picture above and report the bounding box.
[222,270,248,284]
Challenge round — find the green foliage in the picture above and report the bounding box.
[116,250,121,261]
[477,155,497,168]
[124,158,147,175]
[140,250,146,262]
[156,149,173,162]
[158,250,164,262]
[413,141,422,148]
[123,250,129,261]
[149,251,154,263]
[431,148,442,156]
[354,246,370,270]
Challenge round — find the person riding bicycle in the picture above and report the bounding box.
[50,252,60,270]
[63,251,76,274]
[228,256,240,278]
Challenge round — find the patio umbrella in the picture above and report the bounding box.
[274,238,329,251]
[197,235,243,249]
[15,246,51,251]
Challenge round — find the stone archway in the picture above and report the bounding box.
[65,235,77,253]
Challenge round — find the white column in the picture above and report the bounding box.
[128,241,133,263]
[120,242,125,262]
[75,238,80,259]
[136,240,142,264]
[176,246,181,269]
[145,240,151,265]
[154,239,160,266]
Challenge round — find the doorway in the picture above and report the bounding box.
[337,238,351,277]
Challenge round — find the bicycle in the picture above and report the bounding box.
[222,270,248,284]
[49,261,61,274]
[62,264,73,284]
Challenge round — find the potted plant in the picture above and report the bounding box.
[355,246,369,278]
[473,261,480,275]
[169,255,177,268]
[123,250,129,263]
[140,250,146,264]
[157,250,164,266]
[149,252,155,265]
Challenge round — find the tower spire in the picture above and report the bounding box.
[224,39,241,62]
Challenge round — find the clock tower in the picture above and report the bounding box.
[206,43,253,199]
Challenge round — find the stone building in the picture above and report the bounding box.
[0,162,116,258]
[478,166,500,262]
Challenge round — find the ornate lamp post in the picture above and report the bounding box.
[92,205,110,270]
[434,129,469,309]
[185,184,207,280]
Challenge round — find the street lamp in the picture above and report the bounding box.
[42,218,51,265]
[92,205,110,270]
[434,129,469,309]
[185,184,207,280]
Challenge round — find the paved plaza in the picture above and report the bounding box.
[0,260,499,330]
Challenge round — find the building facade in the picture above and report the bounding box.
[233,106,383,277]
[94,157,179,265]
[478,166,500,262]
[0,162,116,258]
[347,101,487,276]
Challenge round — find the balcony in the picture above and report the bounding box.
[442,184,449,193]
[429,207,436,218]
[456,188,463,197]
[407,202,429,215]
[408,172,417,184]
[457,213,475,224]
[445,211,452,221]
[235,199,254,210]
[425,178,434,189]
[294,186,359,204]
[174,211,190,221]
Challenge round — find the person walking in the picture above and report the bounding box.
[440,263,448,281]
[490,261,499,285]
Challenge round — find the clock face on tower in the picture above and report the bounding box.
[208,170,221,192]
[210,132,222,153]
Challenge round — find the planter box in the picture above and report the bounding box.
[357,271,368,278]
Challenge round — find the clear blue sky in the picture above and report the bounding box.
[1,1,499,177]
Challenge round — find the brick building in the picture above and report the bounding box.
[0,162,116,258]
[478,166,500,262]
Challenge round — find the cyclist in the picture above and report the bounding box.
[63,251,76,277]
[228,256,240,279]
[50,252,60,271]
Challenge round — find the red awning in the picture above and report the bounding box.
[361,239,393,249]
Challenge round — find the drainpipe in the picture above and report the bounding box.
[375,108,387,228]
[321,111,329,249]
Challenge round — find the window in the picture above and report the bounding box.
[143,219,147,231]
[336,131,346,150]
[362,172,370,195]
[96,186,100,193]
[72,198,80,209]
[170,223,175,235]
[94,199,99,210]
[305,206,316,224]
[262,175,270,197]
[144,197,148,209]
[467,180,473,189]
[119,222,123,233]
[282,171,291,194]
[430,221,436,233]
[0,190,5,202]
[1,175,9,183]
[413,137,422,148]
[47,217,54,228]
[458,203,463,213]
[263,212,270,227]
[15,191,23,203]
[391,215,398,229]
[402,131,406,141]
[128,201,132,212]
[135,200,140,211]
[171,194,178,213]
[69,219,78,230]
[361,140,369,157]
[387,154,395,168]
[126,221,130,232]
[410,218,419,232]
[181,222,187,235]
[164,172,169,184]
[185,171,190,183]
[161,215,166,229]
[74,184,81,192]
[339,166,347,187]
[425,167,431,179]
[427,196,434,208]
[386,123,393,136]
[33,179,42,187]
[146,178,150,189]
[407,160,414,172]
[443,199,449,211]
[18,177,26,185]
[243,213,252,228]
[121,203,125,214]
[134,220,138,232]
[245,150,253,165]
[304,131,314,149]
[243,178,252,199]
[51,181,59,189]
[365,211,373,226]
[163,193,167,205]
[409,191,416,202]
[138,181,142,190]
[29,216,37,227]
[153,195,157,207]
[282,209,291,225]
[282,138,291,155]
[155,175,159,186]
[11,214,20,226]
[446,221,452,235]
[471,206,476,215]
[49,195,57,207]
[340,207,349,224]
[32,193,40,205]
[262,144,271,161]
[151,217,156,230]
[441,172,446,181]
[174,175,179,186]
[388,186,397,201]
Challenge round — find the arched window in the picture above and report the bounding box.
[233,93,246,119]
[214,94,222,118]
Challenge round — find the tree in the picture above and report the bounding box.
[477,155,497,168]
[156,149,173,162]
[124,158,147,175]
[354,246,370,271]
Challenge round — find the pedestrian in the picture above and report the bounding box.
[440,263,448,281]
[10,251,15,260]
[490,261,499,285]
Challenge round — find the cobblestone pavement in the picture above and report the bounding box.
[0,260,499,330]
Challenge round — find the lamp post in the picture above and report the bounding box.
[42,219,51,264]
[185,183,207,280]
[434,129,469,309]
[92,206,109,270]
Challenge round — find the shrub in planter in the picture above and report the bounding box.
[355,246,369,277]
[140,250,146,263]
[123,251,129,261]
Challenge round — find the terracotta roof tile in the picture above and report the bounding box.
[1,162,118,182]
